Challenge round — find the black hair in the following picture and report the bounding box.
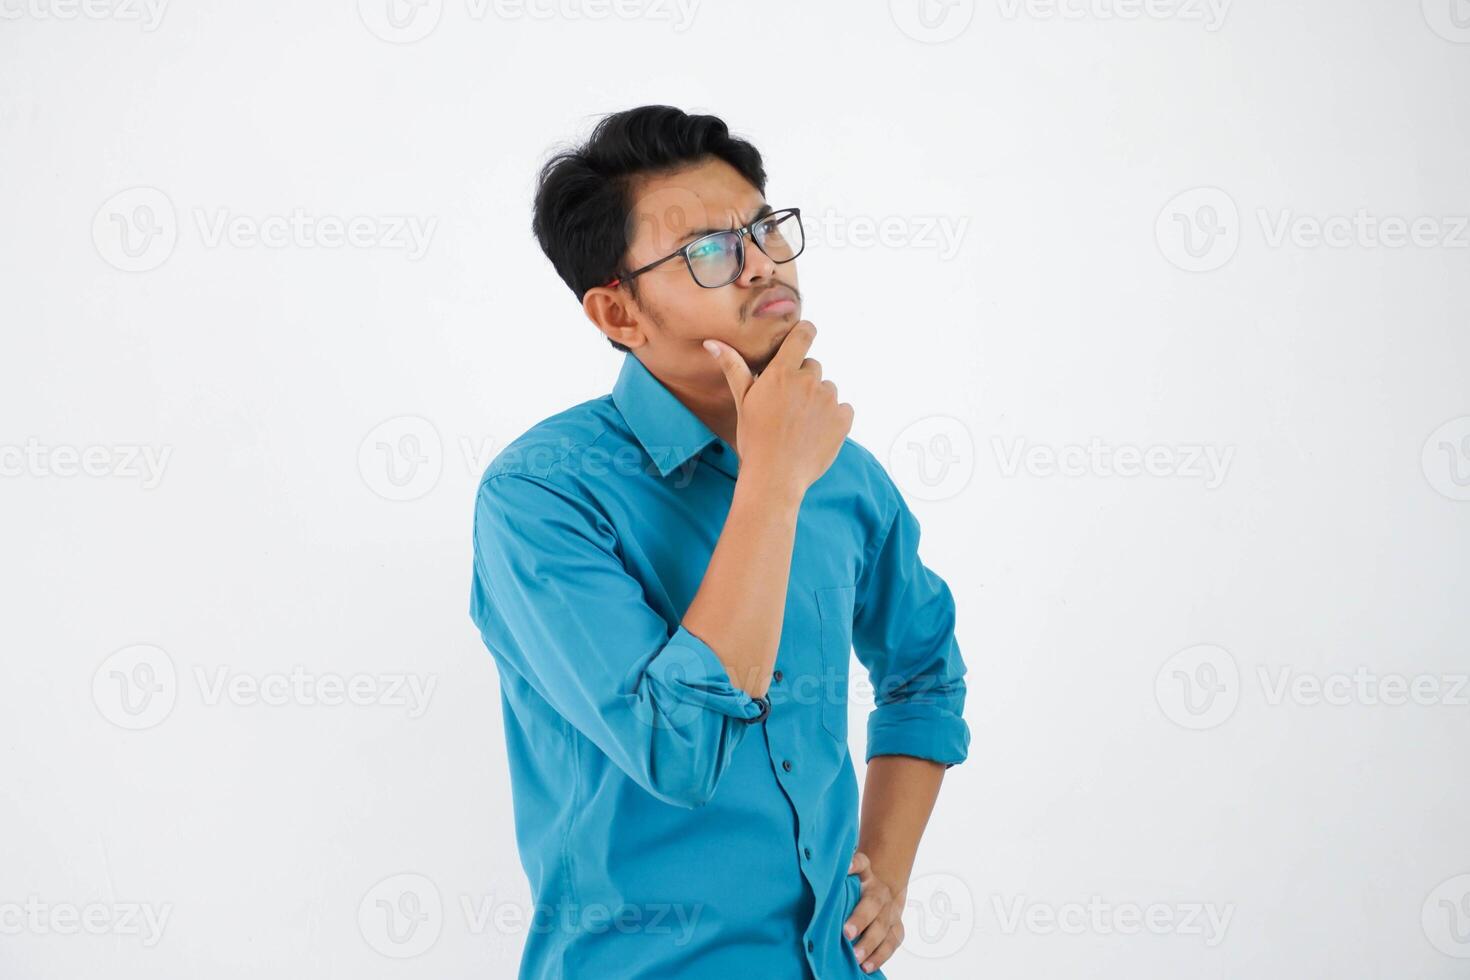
[532,105,768,353]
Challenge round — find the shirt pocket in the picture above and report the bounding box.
[814,584,856,744]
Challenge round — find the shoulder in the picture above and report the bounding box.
[478,395,622,491]
[471,397,629,540]
[832,436,903,516]
[813,436,907,563]
[472,399,625,547]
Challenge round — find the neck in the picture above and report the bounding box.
[642,353,740,449]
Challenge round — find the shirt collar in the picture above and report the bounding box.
[611,352,721,478]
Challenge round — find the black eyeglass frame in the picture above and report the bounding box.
[604,207,804,290]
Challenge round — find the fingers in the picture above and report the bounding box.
[844,850,875,942]
[768,320,817,374]
[703,339,753,405]
[846,889,882,943]
[858,922,903,973]
[848,890,891,970]
[844,850,899,972]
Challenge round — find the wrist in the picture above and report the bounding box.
[857,841,914,893]
[735,464,805,510]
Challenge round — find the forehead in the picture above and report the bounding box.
[624,156,765,257]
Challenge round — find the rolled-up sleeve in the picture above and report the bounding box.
[471,471,766,809]
[852,479,971,768]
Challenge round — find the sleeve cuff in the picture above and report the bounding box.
[865,700,970,766]
[645,625,768,723]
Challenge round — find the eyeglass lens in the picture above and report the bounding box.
[685,210,804,287]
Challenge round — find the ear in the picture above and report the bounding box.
[582,284,646,350]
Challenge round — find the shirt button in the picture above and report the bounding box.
[806,939,815,953]
[803,846,812,860]
[711,443,724,454]
[773,669,783,683]
[782,759,793,773]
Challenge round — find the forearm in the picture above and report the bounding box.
[681,467,803,700]
[857,755,947,892]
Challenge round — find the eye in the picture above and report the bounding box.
[688,237,726,260]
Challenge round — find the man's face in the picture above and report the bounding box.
[600,156,802,377]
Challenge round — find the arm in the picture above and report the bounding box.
[844,756,944,969]
[842,473,971,970]
[856,480,969,768]
[691,323,854,699]
[680,467,804,700]
[473,325,848,809]
[855,755,945,899]
[473,471,775,809]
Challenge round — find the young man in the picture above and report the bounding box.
[469,105,970,980]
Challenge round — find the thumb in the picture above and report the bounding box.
[703,339,754,407]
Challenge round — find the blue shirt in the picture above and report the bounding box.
[469,352,970,980]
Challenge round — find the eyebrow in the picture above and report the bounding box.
[676,203,774,245]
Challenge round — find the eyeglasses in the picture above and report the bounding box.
[606,207,804,290]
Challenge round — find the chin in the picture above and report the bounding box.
[735,347,766,376]
[766,320,796,354]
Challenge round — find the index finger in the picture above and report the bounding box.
[767,320,816,374]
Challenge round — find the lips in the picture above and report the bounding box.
[753,287,797,316]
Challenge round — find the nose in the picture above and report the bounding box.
[736,230,779,286]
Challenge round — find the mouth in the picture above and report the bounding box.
[751,286,798,318]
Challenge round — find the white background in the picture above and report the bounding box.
[3,0,1469,977]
